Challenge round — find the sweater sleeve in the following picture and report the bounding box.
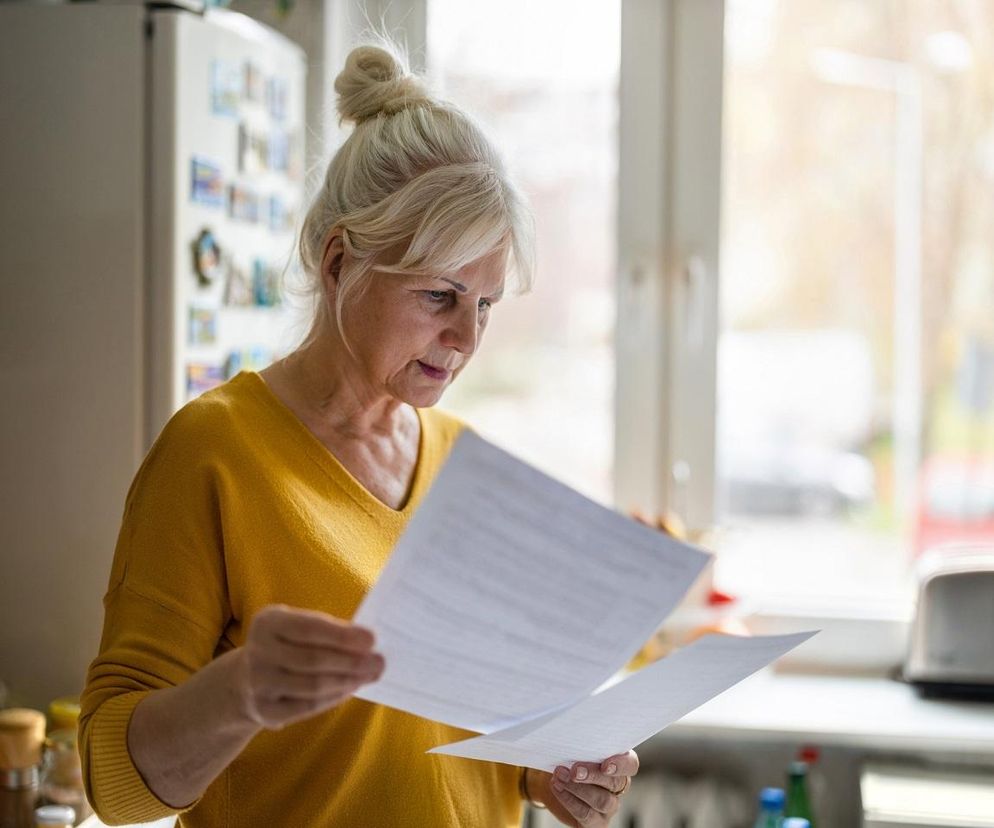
[78,402,232,825]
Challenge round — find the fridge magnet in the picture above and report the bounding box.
[243,61,264,102]
[266,76,288,122]
[228,184,260,222]
[238,126,269,175]
[226,346,273,379]
[190,157,225,208]
[187,362,226,396]
[252,257,282,307]
[268,195,290,233]
[268,129,289,172]
[188,306,218,346]
[191,228,223,287]
[237,122,248,173]
[223,259,254,306]
[250,129,270,173]
[287,131,303,181]
[210,59,241,117]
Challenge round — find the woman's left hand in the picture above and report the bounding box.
[531,750,639,826]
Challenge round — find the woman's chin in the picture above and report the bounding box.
[397,382,447,409]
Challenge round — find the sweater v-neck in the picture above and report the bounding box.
[239,370,430,519]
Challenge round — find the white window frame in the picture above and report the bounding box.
[614,0,723,538]
[614,0,913,671]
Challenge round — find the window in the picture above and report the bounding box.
[714,0,994,603]
[413,0,994,613]
[426,0,620,504]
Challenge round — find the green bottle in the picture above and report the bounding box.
[785,760,815,827]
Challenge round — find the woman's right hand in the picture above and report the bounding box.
[233,603,384,731]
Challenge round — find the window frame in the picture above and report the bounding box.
[616,0,914,669]
[615,0,723,537]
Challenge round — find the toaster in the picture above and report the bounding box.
[904,545,994,700]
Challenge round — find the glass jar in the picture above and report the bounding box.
[0,708,45,828]
[37,732,88,824]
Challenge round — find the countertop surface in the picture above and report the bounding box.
[666,666,994,755]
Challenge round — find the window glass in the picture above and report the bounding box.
[427,0,620,504]
[717,0,994,601]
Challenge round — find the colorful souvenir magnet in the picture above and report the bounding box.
[187,362,226,396]
[268,195,288,233]
[238,122,248,173]
[237,126,269,175]
[191,228,222,287]
[210,59,241,117]
[228,185,260,222]
[288,132,303,181]
[243,61,264,102]
[188,306,218,346]
[190,157,225,208]
[268,129,289,172]
[223,259,254,307]
[252,258,282,307]
[226,346,272,379]
[266,76,287,121]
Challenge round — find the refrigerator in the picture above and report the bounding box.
[0,0,308,712]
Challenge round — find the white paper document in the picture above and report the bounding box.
[354,431,711,732]
[352,432,814,768]
[428,631,815,771]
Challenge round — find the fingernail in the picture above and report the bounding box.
[555,767,570,782]
[574,766,588,781]
[606,762,617,774]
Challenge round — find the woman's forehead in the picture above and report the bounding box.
[450,248,507,292]
[385,245,506,293]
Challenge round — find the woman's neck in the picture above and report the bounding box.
[266,335,408,441]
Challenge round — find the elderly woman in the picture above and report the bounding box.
[79,41,638,827]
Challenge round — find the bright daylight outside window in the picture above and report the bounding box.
[715,0,994,605]
[427,0,619,504]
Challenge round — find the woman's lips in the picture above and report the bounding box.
[417,361,451,381]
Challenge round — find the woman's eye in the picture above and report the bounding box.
[478,298,492,313]
[423,290,452,304]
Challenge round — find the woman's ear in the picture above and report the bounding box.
[320,230,346,298]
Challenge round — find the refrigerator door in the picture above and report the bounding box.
[147,7,308,443]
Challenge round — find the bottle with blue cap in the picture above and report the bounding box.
[753,786,785,828]
[783,819,811,828]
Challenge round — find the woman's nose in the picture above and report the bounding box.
[441,304,479,355]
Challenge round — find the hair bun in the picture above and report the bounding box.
[334,44,430,124]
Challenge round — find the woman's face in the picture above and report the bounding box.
[338,247,507,408]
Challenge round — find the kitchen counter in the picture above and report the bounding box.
[664,666,994,757]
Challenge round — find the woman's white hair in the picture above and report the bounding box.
[294,35,535,350]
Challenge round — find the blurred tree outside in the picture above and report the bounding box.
[718,0,994,599]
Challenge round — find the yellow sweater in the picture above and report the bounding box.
[79,371,523,827]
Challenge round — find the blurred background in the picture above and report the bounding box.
[2,0,993,826]
[429,0,994,607]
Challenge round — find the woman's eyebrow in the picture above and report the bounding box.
[439,277,468,293]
